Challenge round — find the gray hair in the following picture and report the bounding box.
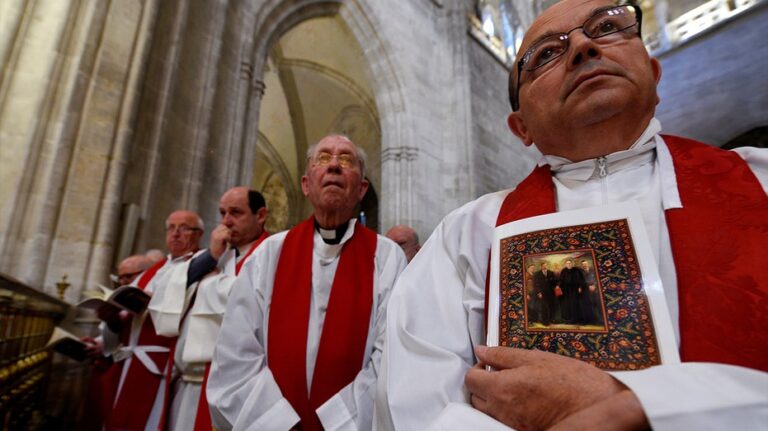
[305,135,367,178]
[164,212,205,231]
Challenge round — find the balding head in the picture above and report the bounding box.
[165,210,204,258]
[506,0,661,161]
[219,187,268,247]
[386,225,421,263]
[117,254,153,286]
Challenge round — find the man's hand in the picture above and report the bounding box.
[465,346,633,431]
[209,224,232,260]
[81,336,104,360]
[97,306,130,333]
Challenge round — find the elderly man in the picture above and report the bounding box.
[154,188,269,431]
[377,1,767,430]
[385,224,421,263]
[81,254,153,430]
[208,135,406,430]
[106,209,204,430]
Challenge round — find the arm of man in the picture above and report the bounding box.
[375,193,511,430]
[187,224,231,286]
[316,238,407,430]
[467,346,768,430]
[207,238,301,431]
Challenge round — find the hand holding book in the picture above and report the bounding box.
[78,284,151,315]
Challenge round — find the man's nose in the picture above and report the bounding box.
[567,32,603,68]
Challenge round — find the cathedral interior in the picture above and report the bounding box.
[1,0,766,428]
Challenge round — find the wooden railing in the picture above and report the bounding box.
[0,274,69,430]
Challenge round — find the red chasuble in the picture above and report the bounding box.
[190,230,270,431]
[491,136,768,371]
[268,217,377,430]
[107,258,177,430]
[89,260,169,430]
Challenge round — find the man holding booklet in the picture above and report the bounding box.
[376,1,767,430]
[103,209,205,430]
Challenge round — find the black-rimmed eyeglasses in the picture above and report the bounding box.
[511,4,642,111]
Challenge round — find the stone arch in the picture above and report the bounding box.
[255,132,302,227]
[242,0,409,232]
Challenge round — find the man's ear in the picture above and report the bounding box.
[358,178,369,201]
[256,207,268,224]
[301,175,310,196]
[507,113,534,147]
[651,57,662,105]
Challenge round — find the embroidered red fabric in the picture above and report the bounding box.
[489,136,768,372]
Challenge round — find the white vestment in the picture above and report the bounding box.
[208,219,407,431]
[148,245,250,431]
[102,253,194,431]
[375,121,768,431]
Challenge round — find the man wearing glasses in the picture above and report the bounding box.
[377,1,767,430]
[208,135,407,430]
[152,188,270,431]
[106,209,205,430]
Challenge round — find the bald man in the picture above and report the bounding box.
[153,188,269,431]
[107,209,205,430]
[385,225,421,263]
[377,1,767,430]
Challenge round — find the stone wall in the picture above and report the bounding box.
[655,4,768,145]
[467,36,538,199]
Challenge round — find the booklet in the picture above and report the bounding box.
[487,202,679,370]
[46,327,88,361]
[78,284,150,315]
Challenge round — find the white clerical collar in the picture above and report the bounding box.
[315,219,357,261]
[539,118,662,181]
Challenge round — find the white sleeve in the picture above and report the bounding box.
[100,321,120,355]
[206,248,300,431]
[733,146,768,193]
[375,195,508,430]
[317,239,407,431]
[613,363,768,430]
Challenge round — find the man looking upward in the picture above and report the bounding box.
[208,135,406,430]
[377,1,767,430]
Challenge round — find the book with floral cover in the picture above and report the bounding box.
[487,202,679,370]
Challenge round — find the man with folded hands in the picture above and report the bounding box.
[376,1,767,430]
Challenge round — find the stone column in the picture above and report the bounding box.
[239,78,267,187]
[381,146,419,228]
[654,0,671,51]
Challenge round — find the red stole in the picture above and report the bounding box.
[191,230,270,431]
[107,258,177,430]
[268,217,377,430]
[491,135,768,371]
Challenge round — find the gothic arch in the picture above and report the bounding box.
[242,0,409,231]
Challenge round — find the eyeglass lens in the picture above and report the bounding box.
[314,152,355,168]
[522,6,639,71]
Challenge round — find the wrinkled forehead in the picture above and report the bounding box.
[517,0,615,59]
[167,211,198,226]
[313,136,357,156]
